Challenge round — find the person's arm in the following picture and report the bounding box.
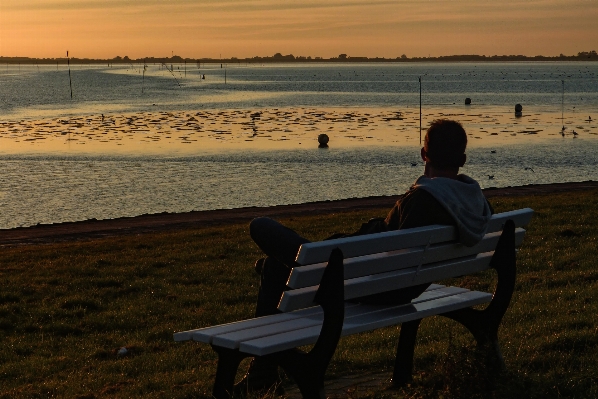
[385,188,454,230]
[325,216,387,240]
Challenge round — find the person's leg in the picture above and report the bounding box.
[254,257,292,317]
[250,217,310,267]
[236,218,311,394]
[234,257,291,395]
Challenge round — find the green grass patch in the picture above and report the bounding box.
[1,190,597,398]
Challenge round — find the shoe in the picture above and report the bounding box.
[254,258,265,275]
[233,358,284,396]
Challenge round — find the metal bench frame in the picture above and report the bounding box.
[175,208,533,398]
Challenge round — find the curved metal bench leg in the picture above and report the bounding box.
[270,248,345,398]
[392,319,422,386]
[211,347,249,399]
[441,219,517,367]
[392,220,516,384]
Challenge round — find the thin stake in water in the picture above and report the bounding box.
[562,80,565,130]
[142,59,147,94]
[419,76,422,145]
[67,51,73,99]
[161,62,181,87]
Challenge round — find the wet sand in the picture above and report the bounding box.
[1,180,596,246]
[1,106,596,155]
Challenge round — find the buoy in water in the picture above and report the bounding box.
[465,98,471,105]
[515,104,523,117]
[318,133,329,148]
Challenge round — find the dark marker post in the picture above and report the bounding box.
[142,59,147,94]
[561,80,565,130]
[419,76,422,145]
[67,50,73,99]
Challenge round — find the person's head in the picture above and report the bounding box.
[421,119,467,178]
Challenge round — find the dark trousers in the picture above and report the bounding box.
[250,217,430,317]
[250,217,309,317]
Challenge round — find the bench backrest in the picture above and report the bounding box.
[278,208,533,312]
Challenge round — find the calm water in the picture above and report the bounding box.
[1,62,597,117]
[0,62,597,229]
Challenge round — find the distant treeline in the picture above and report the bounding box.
[1,51,597,64]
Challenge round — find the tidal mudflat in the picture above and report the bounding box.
[1,105,595,155]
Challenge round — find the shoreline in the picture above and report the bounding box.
[1,180,596,246]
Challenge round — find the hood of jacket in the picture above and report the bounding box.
[413,174,492,246]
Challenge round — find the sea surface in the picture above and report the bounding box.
[0,62,597,229]
[2,61,598,116]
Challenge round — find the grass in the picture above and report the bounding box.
[1,189,597,398]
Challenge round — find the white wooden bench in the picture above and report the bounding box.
[175,208,533,398]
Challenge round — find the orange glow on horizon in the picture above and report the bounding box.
[1,0,597,59]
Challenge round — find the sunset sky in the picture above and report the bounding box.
[1,0,596,59]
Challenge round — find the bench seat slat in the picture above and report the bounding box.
[241,290,492,356]
[173,305,327,343]
[295,208,533,265]
[280,252,494,312]
[205,286,470,350]
[174,284,448,343]
[288,228,526,289]
[212,315,324,349]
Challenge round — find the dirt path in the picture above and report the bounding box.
[1,181,596,246]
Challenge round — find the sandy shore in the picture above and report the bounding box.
[1,106,596,155]
[1,180,596,246]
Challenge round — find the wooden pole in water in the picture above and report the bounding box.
[419,76,422,145]
[561,80,565,130]
[142,59,146,94]
[67,51,73,99]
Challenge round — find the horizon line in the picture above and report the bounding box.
[1,51,597,63]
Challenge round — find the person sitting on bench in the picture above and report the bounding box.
[236,119,494,394]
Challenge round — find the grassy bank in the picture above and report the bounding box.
[1,190,597,398]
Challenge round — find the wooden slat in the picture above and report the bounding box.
[241,290,492,356]
[294,208,533,265]
[486,208,534,232]
[279,252,493,312]
[295,225,457,265]
[174,305,325,342]
[174,284,447,342]
[212,315,324,349]
[288,228,526,289]
[341,291,490,336]
[204,285,464,350]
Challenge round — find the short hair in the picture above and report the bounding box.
[424,119,467,168]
